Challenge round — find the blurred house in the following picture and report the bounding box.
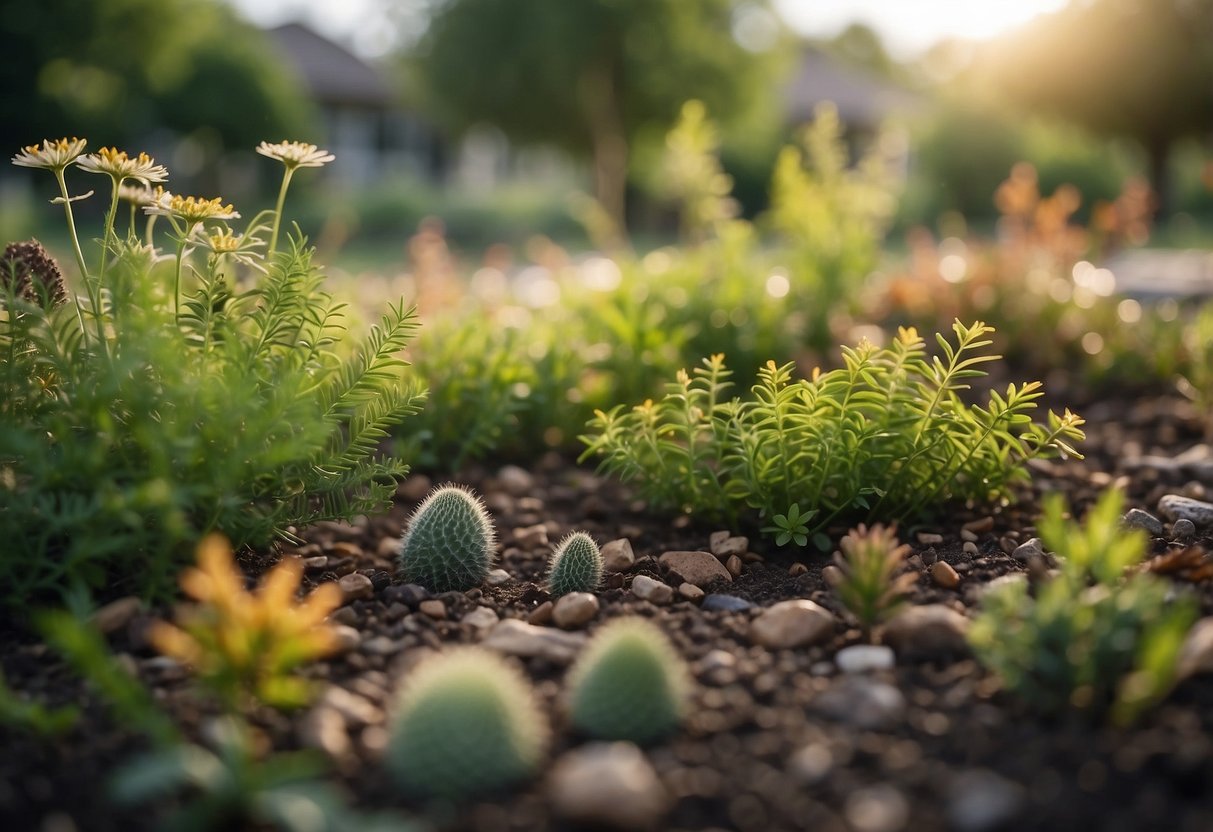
[784,46,922,134]
[268,22,448,183]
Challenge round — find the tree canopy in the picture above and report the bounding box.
[408,0,782,232]
[0,0,313,154]
[982,0,1213,212]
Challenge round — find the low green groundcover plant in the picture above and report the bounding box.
[581,320,1085,546]
[0,139,423,608]
[969,490,1196,724]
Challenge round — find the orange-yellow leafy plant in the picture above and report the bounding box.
[150,534,342,710]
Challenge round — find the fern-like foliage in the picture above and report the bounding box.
[0,231,423,609]
[581,321,1085,545]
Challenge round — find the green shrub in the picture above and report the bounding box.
[828,524,918,639]
[581,320,1085,545]
[566,618,690,744]
[546,531,603,596]
[387,648,547,801]
[397,484,496,592]
[969,490,1197,724]
[1178,302,1213,439]
[0,139,423,609]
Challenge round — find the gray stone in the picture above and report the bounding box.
[749,600,835,649]
[462,606,499,631]
[947,769,1025,832]
[337,573,374,603]
[659,550,732,587]
[881,604,970,658]
[845,784,909,832]
[835,644,895,674]
[483,618,587,664]
[789,743,834,785]
[630,575,673,605]
[318,685,381,726]
[553,592,600,629]
[702,594,753,612]
[1158,495,1213,528]
[329,624,361,654]
[816,676,906,729]
[1010,538,1044,562]
[485,569,512,586]
[549,742,670,830]
[709,532,749,558]
[497,464,534,497]
[1123,508,1164,536]
[1173,518,1197,541]
[601,539,636,572]
[514,523,549,548]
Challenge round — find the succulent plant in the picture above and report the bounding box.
[828,524,918,639]
[546,531,603,596]
[566,617,690,744]
[397,484,496,592]
[387,648,547,801]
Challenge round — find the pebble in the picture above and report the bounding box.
[90,597,142,635]
[846,784,910,832]
[930,561,961,589]
[361,636,401,657]
[601,539,636,572]
[299,705,350,759]
[329,624,361,654]
[835,644,895,673]
[917,532,943,545]
[789,742,834,785]
[303,556,329,571]
[514,523,550,548]
[702,594,753,612]
[960,529,979,543]
[1178,617,1213,680]
[383,584,430,606]
[418,599,446,620]
[962,541,979,555]
[659,550,732,587]
[1010,538,1044,562]
[709,532,749,558]
[527,600,554,625]
[483,619,587,664]
[397,474,432,501]
[337,573,374,603]
[1123,508,1164,536]
[548,742,670,830]
[821,564,844,587]
[1158,494,1213,527]
[725,555,743,578]
[318,685,381,726]
[948,770,1024,832]
[678,582,705,602]
[881,604,970,658]
[497,464,534,497]
[462,606,499,631]
[485,568,512,586]
[749,600,835,649]
[1173,518,1197,541]
[789,562,809,576]
[631,575,674,604]
[816,677,906,729]
[963,517,994,534]
[553,592,599,629]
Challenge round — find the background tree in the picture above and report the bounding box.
[407,0,782,234]
[0,0,313,154]
[981,0,1213,214]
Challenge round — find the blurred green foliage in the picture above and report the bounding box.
[0,0,313,151]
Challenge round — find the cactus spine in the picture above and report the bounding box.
[546,531,603,596]
[397,483,496,592]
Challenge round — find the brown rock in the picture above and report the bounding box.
[601,539,636,572]
[337,573,374,603]
[91,597,142,635]
[659,550,731,588]
[882,604,970,657]
[553,592,600,629]
[749,600,835,649]
[483,619,586,663]
[789,563,809,576]
[527,600,554,625]
[678,582,705,602]
[549,743,670,830]
[419,599,446,620]
[709,532,749,558]
[630,575,673,605]
[930,561,961,589]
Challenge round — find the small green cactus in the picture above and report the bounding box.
[398,484,496,592]
[387,648,548,801]
[566,617,690,744]
[546,531,604,596]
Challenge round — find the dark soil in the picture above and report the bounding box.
[3,390,1212,832]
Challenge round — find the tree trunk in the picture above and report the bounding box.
[1146,136,1172,219]
[580,63,629,247]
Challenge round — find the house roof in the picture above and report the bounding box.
[784,47,921,128]
[268,22,393,109]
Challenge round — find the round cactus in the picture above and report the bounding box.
[566,617,690,744]
[546,531,604,596]
[387,648,548,801]
[398,484,496,592]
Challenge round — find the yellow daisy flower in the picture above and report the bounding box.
[146,194,240,224]
[11,137,88,172]
[77,147,169,184]
[255,140,335,171]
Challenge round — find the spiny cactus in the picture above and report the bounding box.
[387,648,548,801]
[398,484,496,592]
[546,531,603,596]
[566,617,690,744]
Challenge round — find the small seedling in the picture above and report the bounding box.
[566,617,690,744]
[969,489,1197,724]
[387,648,547,801]
[397,484,497,592]
[546,531,604,596]
[829,524,918,639]
[149,534,342,711]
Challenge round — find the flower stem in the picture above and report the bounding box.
[52,168,93,346]
[173,229,192,324]
[267,167,296,257]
